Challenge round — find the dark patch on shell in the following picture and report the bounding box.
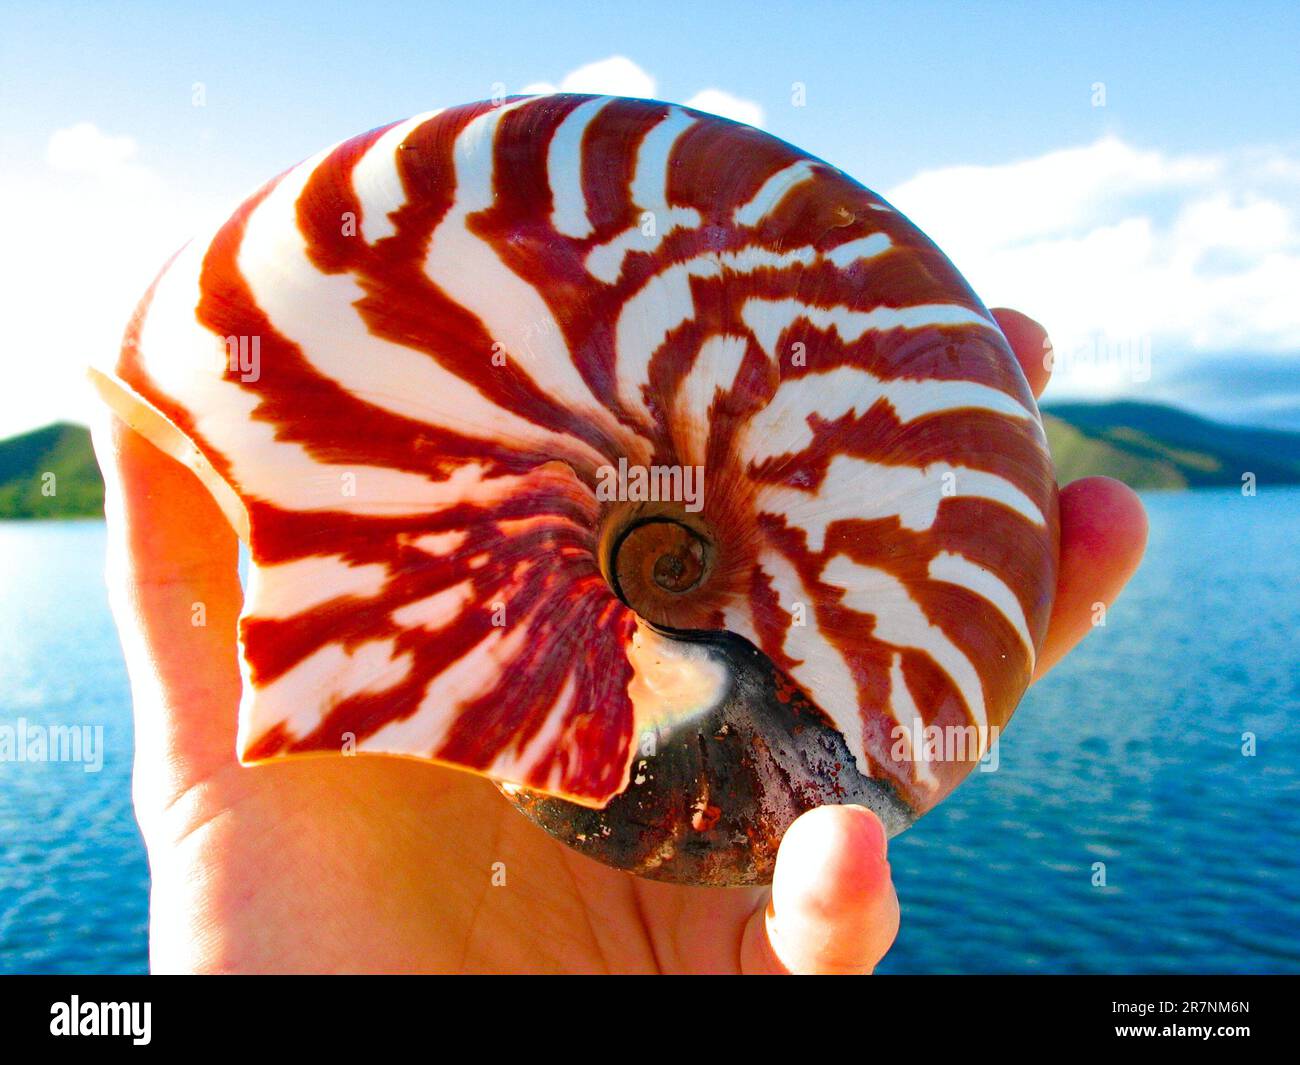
[504,630,915,886]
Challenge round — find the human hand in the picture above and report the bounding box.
[93,307,1145,974]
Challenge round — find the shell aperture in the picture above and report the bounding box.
[93,95,1059,885]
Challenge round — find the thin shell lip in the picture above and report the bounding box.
[87,364,250,541]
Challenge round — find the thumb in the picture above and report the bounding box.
[92,416,245,813]
[741,804,900,974]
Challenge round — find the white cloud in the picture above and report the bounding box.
[683,89,765,129]
[46,122,149,183]
[520,56,764,126]
[886,136,1300,401]
[0,124,211,437]
[888,137,1220,252]
[522,55,657,100]
[556,55,657,99]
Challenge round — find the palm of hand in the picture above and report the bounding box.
[149,755,795,973]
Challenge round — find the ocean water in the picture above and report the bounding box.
[0,520,148,974]
[0,489,1297,974]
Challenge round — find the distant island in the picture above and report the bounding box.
[1041,401,1300,490]
[0,423,104,519]
[2,401,1298,519]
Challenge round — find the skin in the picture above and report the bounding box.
[93,308,1147,974]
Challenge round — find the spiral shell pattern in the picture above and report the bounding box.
[94,95,1058,882]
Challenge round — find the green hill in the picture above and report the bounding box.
[0,401,1297,519]
[0,422,105,518]
[1042,401,1300,490]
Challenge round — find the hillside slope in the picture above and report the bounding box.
[1042,401,1300,489]
[0,423,105,518]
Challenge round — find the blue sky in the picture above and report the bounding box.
[2,0,1298,434]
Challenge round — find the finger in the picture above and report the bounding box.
[991,307,1053,400]
[93,415,245,801]
[741,805,900,975]
[1034,476,1148,680]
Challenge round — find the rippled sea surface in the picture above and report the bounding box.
[1,488,1297,973]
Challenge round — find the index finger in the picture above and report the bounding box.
[992,307,1053,400]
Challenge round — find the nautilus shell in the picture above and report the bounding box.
[93,95,1058,886]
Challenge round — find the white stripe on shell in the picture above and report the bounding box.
[824,555,989,745]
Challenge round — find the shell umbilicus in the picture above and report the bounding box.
[92,95,1059,886]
